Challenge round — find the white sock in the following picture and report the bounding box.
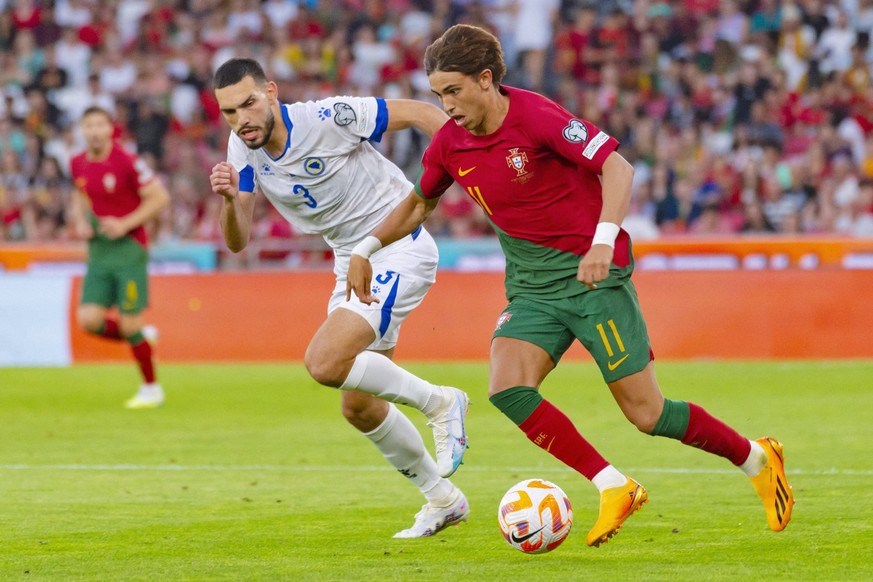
[591,465,627,493]
[362,403,454,503]
[340,351,439,412]
[740,439,767,477]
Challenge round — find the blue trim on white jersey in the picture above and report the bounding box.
[411,225,422,240]
[369,98,389,143]
[239,165,255,192]
[378,274,401,337]
[266,105,294,161]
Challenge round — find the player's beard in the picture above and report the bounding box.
[239,109,276,150]
[86,136,111,158]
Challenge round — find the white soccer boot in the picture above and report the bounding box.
[125,383,164,409]
[427,386,470,477]
[393,490,470,538]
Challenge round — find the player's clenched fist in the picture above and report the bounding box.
[210,162,240,200]
[577,244,614,290]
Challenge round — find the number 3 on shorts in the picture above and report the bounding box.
[375,270,396,285]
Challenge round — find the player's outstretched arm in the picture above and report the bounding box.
[385,99,449,138]
[346,189,439,304]
[577,151,634,289]
[211,161,256,252]
[99,180,170,240]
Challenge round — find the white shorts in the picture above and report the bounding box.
[329,226,438,350]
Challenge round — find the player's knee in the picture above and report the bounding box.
[77,309,103,333]
[340,398,366,423]
[118,319,141,338]
[303,351,344,387]
[78,318,102,334]
[628,407,660,434]
[340,397,389,432]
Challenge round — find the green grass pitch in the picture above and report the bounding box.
[1,361,872,581]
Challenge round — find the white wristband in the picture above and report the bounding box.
[351,235,382,259]
[592,222,620,248]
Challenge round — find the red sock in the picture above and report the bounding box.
[130,340,156,384]
[97,318,122,340]
[518,399,609,480]
[681,402,751,466]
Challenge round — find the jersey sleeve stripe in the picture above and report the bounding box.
[369,98,389,143]
[239,165,255,192]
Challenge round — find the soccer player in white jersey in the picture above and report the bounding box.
[208,58,469,538]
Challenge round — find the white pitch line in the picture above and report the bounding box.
[0,464,870,475]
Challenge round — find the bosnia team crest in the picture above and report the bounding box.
[506,148,529,176]
[304,157,325,176]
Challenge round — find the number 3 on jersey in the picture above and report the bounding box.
[293,184,317,208]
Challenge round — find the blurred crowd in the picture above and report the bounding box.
[1,0,873,258]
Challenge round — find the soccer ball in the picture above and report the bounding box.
[497,479,573,554]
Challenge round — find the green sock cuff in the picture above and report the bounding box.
[489,386,543,426]
[126,331,145,345]
[651,399,690,438]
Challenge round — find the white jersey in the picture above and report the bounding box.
[227,96,414,276]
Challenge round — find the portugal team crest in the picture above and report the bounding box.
[102,173,117,193]
[506,148,529,176]
[495,311,513,331]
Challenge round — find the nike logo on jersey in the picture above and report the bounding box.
[607,354,630,371]
[458,166,476,176]
[509,525,546,544]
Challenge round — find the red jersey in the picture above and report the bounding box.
[70,142,155,248]
[416,86,632,300]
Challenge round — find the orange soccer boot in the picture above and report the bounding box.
[586,477,648,547]
[750,437,795,531]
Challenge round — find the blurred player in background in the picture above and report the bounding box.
[68,106,170,409]
[209,58,469,538]
[347,25,794,546]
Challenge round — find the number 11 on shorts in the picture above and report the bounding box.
[596,320,625,357]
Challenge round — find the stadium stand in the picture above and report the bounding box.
[1,0,872,266]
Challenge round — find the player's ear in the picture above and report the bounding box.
[266,81,279,102]
[478,69,493,91]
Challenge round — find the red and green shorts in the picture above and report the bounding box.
[492,281,653,383]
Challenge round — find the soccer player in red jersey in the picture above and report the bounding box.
[69,106,170,408]
[347,25,794,546]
